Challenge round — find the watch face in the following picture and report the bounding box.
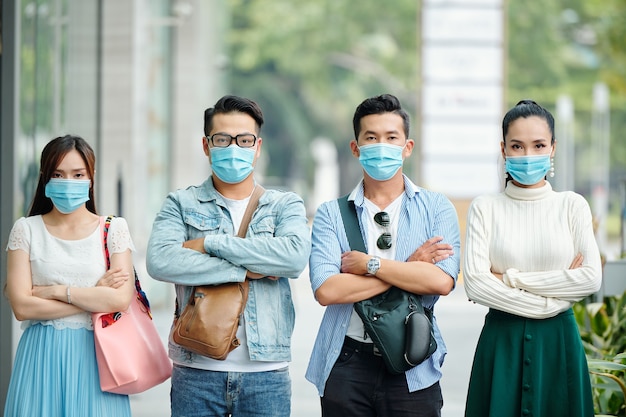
[367,257,380,274]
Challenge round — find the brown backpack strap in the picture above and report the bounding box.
[236,185,265,238]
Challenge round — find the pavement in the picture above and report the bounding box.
[130,274,487,417]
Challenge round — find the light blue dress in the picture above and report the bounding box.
[4,215,133,417]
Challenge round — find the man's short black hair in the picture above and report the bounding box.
[352,94,410,140]
[204,95,264,137]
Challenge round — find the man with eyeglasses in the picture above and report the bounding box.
[306,94,461,417]
[146,95,310,417]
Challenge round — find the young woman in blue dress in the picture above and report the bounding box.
[4,135,135,417]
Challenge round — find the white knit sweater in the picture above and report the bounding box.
[463,181,602,319]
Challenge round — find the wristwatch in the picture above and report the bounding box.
[366,256,381,276]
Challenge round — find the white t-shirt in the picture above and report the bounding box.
[346,193,404,342]
[187,191,288,372]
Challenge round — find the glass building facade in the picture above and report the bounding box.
[1,1,225,411]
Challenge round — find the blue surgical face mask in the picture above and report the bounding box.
[505,154,551,185]
[45,178,91,214]
[358,143,405,181]
[210,145,256,184]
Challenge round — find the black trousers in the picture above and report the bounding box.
[321,337,443,417]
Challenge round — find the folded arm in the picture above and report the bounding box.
[502,197,602,301]
[339,250,454,296]
[310,201,457,306]
[147,193,248,286]
[202,192,311,278]
[463,201,572,319]
[148,191,310,285]
[373,195,460,296]
[7,248,135,320]
[7,249,83,321]
[464,271,572,319]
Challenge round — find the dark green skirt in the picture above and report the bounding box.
[465,308,594,417]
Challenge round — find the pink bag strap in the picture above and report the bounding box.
[100,215,151,325]
[100,216,109,268]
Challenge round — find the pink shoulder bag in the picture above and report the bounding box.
[92,216,172,394]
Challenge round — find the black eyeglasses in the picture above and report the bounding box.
[209,133,257,148]
[374,211,392,250]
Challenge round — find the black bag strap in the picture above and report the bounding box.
[337,194,426,305]
[337,194,366,253]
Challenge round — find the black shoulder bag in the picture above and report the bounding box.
[337,195,437,374]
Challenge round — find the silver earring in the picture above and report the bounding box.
[549,157,555,177]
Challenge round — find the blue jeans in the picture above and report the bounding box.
[321,338,443,417]
[170,364,291,417]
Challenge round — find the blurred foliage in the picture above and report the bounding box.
[574,294,626,359]
[16,0,626,199]
[224,0,626,199]
[507,0,626,205]
[582,0,626,95]
[14,0,626,197]
[588,354,626,417]
[574,293,626,416]
[19,0,62,136]
[227,0,418,189]
[506,0,626,100]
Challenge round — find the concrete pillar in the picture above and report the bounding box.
[170,0,227,191]
[310,137,340,214]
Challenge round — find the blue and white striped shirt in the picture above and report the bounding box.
[305,175,461,396]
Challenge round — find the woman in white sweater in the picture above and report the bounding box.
[463,100,602,417]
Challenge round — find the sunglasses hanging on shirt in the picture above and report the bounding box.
[374,211,392,250]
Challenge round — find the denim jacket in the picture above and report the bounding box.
[146,177,311,362]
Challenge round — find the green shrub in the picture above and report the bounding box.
[574,292,626,416]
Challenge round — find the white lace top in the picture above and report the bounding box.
[6,215,135,330]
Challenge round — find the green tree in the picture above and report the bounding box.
[224,0,626,207]
[226,0,418,190]
[507,0,626,224]
[581,0,626,95]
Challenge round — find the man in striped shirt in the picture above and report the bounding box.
[306,94,461,417]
